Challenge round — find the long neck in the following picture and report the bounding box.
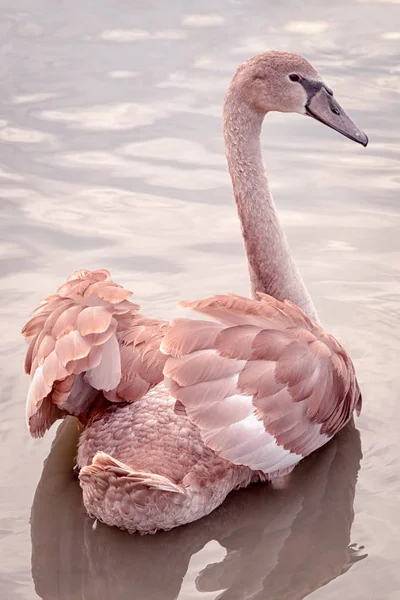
[223,92,318,322]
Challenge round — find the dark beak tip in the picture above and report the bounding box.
[306,101,368,148]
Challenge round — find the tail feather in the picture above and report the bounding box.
[79,452,186,495]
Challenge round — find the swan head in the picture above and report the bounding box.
[230,51,368,147]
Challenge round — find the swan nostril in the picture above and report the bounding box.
[331,107,340,116]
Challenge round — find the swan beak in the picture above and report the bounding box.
[305,86,368,147]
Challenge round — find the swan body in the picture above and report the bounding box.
[22,51,367,534]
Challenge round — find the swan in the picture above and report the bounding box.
[22,51,367,534]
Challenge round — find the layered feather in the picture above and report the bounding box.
[22,269,167,437]
[162,293,361,474]
[80,452,186,494]
[23,273,361,479]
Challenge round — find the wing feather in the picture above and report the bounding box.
[164,294,361,474]
[22,269,167,437]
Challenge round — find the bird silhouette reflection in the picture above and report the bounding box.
[30,417,366,600]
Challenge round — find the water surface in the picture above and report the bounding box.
[0,0,399,598]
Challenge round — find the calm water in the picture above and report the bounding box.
[0,1,399,598]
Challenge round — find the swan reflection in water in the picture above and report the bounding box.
[30,417,366,600]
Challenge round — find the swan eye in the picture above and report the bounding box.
[289,74,302,82]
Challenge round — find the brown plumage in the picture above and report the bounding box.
[22,51,367,534]
[163,294,361,470]
[22,268,167,437]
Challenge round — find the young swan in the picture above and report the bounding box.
[23,51,366,534]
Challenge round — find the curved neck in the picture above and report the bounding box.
[223,92,318,322]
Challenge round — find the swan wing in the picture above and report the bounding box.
[162,294,361,474]
[22,269,167,437]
